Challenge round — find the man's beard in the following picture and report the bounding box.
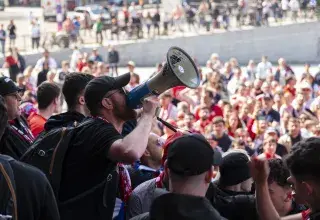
[113,103,137,121]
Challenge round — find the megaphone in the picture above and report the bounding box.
[127,47,200,109]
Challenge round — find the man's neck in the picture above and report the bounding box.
[215,133,224,139]
[98,112,124,133]
[162,103,169,110]
[39,107,54,120]
[68,105,86,116]
[264,107,272,113]
[171,182,207,197]
[143,159,161,171]
[224,184,242,192]
[291,133,300,139]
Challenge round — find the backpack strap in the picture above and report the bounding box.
[50,118,95,198]
[49,127,72,198]
[0,155,17,220]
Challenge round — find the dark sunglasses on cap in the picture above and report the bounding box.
[104,87,127,98]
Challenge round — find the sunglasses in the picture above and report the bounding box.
[7,92,21,100]
[104,87,127,98]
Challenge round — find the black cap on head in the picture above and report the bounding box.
[167,134,220,176]
[219,151,251,186]
[0,77,20,96]
[84,73,130,111]
[263,93,273,100]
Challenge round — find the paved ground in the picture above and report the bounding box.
[0,6,317,58]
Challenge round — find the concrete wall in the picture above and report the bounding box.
[2,21,320,67]
[116,21,320,66]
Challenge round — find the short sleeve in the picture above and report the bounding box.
[84,120,122,156]
[71,119,123,160]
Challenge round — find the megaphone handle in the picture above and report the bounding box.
[157,117,178,133]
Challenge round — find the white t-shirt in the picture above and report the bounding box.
[256,61,272,79]
[35,57,57,70]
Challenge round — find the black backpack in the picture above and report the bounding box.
[20,118,119,220]
[0,155,17,220]
[20,118,96,197]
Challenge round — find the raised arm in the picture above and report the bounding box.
[108,97,159,164]
[251,158,302,220]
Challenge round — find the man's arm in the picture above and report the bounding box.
[108,97,158,164]
[251,158,302,220]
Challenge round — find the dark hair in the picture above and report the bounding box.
[285,137,320,182]
[285,76,295,85]
[37,82,60,110]
[268,159,290,187]
[62,73,94,110]
[212,116,225,125]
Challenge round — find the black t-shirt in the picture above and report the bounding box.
[60,117,122,201]
[291,134,302,147]
[37,70,49,86]
[2,156,60,220]
[59,118,122,219]
[212,133,232,152]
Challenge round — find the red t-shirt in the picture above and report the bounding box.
[27,112,47,138]
[77,61,88,72]
[5,56,17,66]
[172,86,186,98]
[194,104,223,121]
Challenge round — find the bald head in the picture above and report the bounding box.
[148,133,162,150]
[141,133,164,169]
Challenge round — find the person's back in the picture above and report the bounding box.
[149,134,223,220]
[0,94,59,220]
[0,155,60,220]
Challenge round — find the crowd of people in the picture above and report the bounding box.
[1,42,320,220]
[0,0,318,55]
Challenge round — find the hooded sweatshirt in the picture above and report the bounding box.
[44,111,85,132]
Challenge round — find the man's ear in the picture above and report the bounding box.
[143,149,150,157]
[79,95,85,105]
[303,181,314,196]
[205,166,214,183]
[101,98,113,110]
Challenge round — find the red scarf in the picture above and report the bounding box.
[302,209,311,220]
[118,163,132,203]
[155,172,165,189]
[9,120,34,144]
[95,117,132,203]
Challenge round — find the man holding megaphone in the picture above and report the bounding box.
[56,47,200,220]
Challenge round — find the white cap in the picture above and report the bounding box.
[300,81,312,90]
[127,61,135,67]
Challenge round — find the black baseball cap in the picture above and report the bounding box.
[84,73,130,109]
[0,77,21,96]
[263,93,273,100]
[219,152,251,186]
[167,134,221,176]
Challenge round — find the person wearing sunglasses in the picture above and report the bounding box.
[57,73,159,220]
[0,95,60,220]
[0,76,34,160]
